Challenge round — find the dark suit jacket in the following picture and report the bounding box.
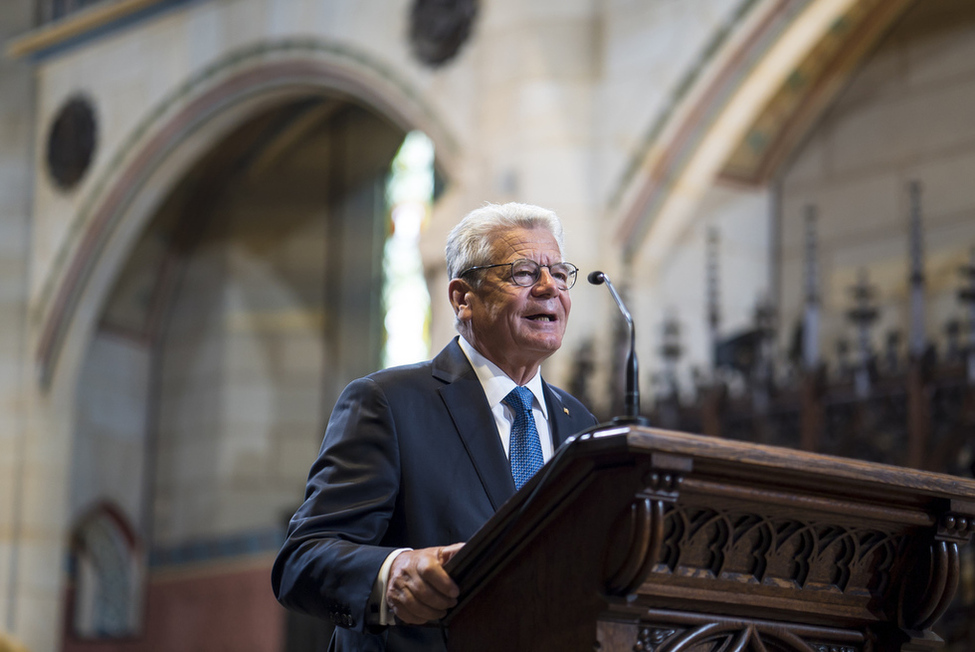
[272,337,597,651]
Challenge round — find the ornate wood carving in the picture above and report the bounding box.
[607,456,688,596]
[652,505,903,598]
[897,511,975,638]
[597,430,975,651]
[623,609,866,652]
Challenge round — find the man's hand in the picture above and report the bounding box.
[386,543,463,624]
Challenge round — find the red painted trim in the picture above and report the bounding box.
[615,0,795,256]
[72,500,141,550]
[739,0,913,185]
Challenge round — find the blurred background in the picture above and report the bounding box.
[1,0,974,649]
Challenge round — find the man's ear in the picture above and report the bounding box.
[448,278,473,320]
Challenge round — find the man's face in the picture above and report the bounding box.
[451,226,572,379]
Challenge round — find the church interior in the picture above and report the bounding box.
[1,0,974,650]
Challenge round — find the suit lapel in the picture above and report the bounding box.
[543,382,576,447]
[434,340,516,510]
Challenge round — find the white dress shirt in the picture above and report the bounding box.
[456,335,554,462]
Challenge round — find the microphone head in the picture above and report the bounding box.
[587,270,606,285]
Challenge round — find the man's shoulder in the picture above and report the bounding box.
[363,359,435,387]
[355,340,468,391]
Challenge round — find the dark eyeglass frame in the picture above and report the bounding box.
[459,259,579,290]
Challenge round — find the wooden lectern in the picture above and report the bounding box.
[443,425,975,651]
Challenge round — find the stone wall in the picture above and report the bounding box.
[0,0,36,646]
[779,0,975,367]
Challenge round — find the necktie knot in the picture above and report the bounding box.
[503,385,534,414]
[503,386,543,490]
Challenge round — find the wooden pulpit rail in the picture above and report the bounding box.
[443,425,975,652]
[620,427,975,503]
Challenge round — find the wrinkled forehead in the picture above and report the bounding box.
[487,226,562,262]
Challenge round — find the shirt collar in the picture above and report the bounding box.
[457,336,549,419]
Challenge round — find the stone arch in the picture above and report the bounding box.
[610,0,914,275]
[26,42,457,644]
[35,38,459,392]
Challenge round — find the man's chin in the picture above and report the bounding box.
[518,333,564,355]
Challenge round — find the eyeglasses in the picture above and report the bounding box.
[459,259,579,290]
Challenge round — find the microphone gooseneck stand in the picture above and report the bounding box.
[588,270,650,426]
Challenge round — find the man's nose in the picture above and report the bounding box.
[532,267,560,295]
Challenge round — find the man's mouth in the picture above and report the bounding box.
[526,313,556,322]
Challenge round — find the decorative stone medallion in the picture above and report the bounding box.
[46,95,97,191]
[409,0,478,67]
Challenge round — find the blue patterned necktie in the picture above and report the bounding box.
[503,386,544,490]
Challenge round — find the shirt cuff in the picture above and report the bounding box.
[370,548,411,626]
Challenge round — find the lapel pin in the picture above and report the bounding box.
[563,407,570,415]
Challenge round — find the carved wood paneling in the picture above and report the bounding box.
[652,504,903,599]
[600,609,866,652]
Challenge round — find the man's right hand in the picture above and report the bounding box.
[385,543,463,624]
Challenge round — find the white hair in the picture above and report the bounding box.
[445,202,566,282]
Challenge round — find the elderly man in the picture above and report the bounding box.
[272,202,597,651]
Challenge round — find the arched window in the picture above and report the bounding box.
[69,503,144,639]
[382,130,435,368]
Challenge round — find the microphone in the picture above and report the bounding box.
[588,271,649,425]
